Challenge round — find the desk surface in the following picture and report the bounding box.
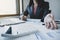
[0,18,60,40]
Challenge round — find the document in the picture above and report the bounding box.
[0,17,25,26]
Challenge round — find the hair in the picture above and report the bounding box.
[29,0,44,7]
[28,0,49,9]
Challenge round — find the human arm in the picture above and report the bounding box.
[22,10,28,21]
[41,2,58,29]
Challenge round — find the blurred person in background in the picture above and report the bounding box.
[22,0,58,29]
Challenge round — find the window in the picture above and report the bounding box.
[20,0,23,14]
[0,0,20,17]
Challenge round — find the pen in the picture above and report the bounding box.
[0,22,25,27]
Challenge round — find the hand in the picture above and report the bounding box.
[22,15,27,21]
[44,14,58,29]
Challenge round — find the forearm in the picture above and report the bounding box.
[41,9,50,22]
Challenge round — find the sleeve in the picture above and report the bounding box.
[41,2,50,22]
[23,6,29,16]
[23,10,28,16]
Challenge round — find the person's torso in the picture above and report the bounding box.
[27,5,44,19]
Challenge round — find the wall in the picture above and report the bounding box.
[45,0,60,20]
[23,0,60,20]
[23,0,29,11]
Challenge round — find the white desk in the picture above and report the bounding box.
[0,18,60,40]
[0,18,39,40]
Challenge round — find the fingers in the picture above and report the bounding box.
[48,20,58,29]
[45,20,58,29]
[48,22,51,29]
[52,20,58,29]
[50,20,57,29]
[45,22,51,29]
[50,21,55,29]
[45,22,49,28]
